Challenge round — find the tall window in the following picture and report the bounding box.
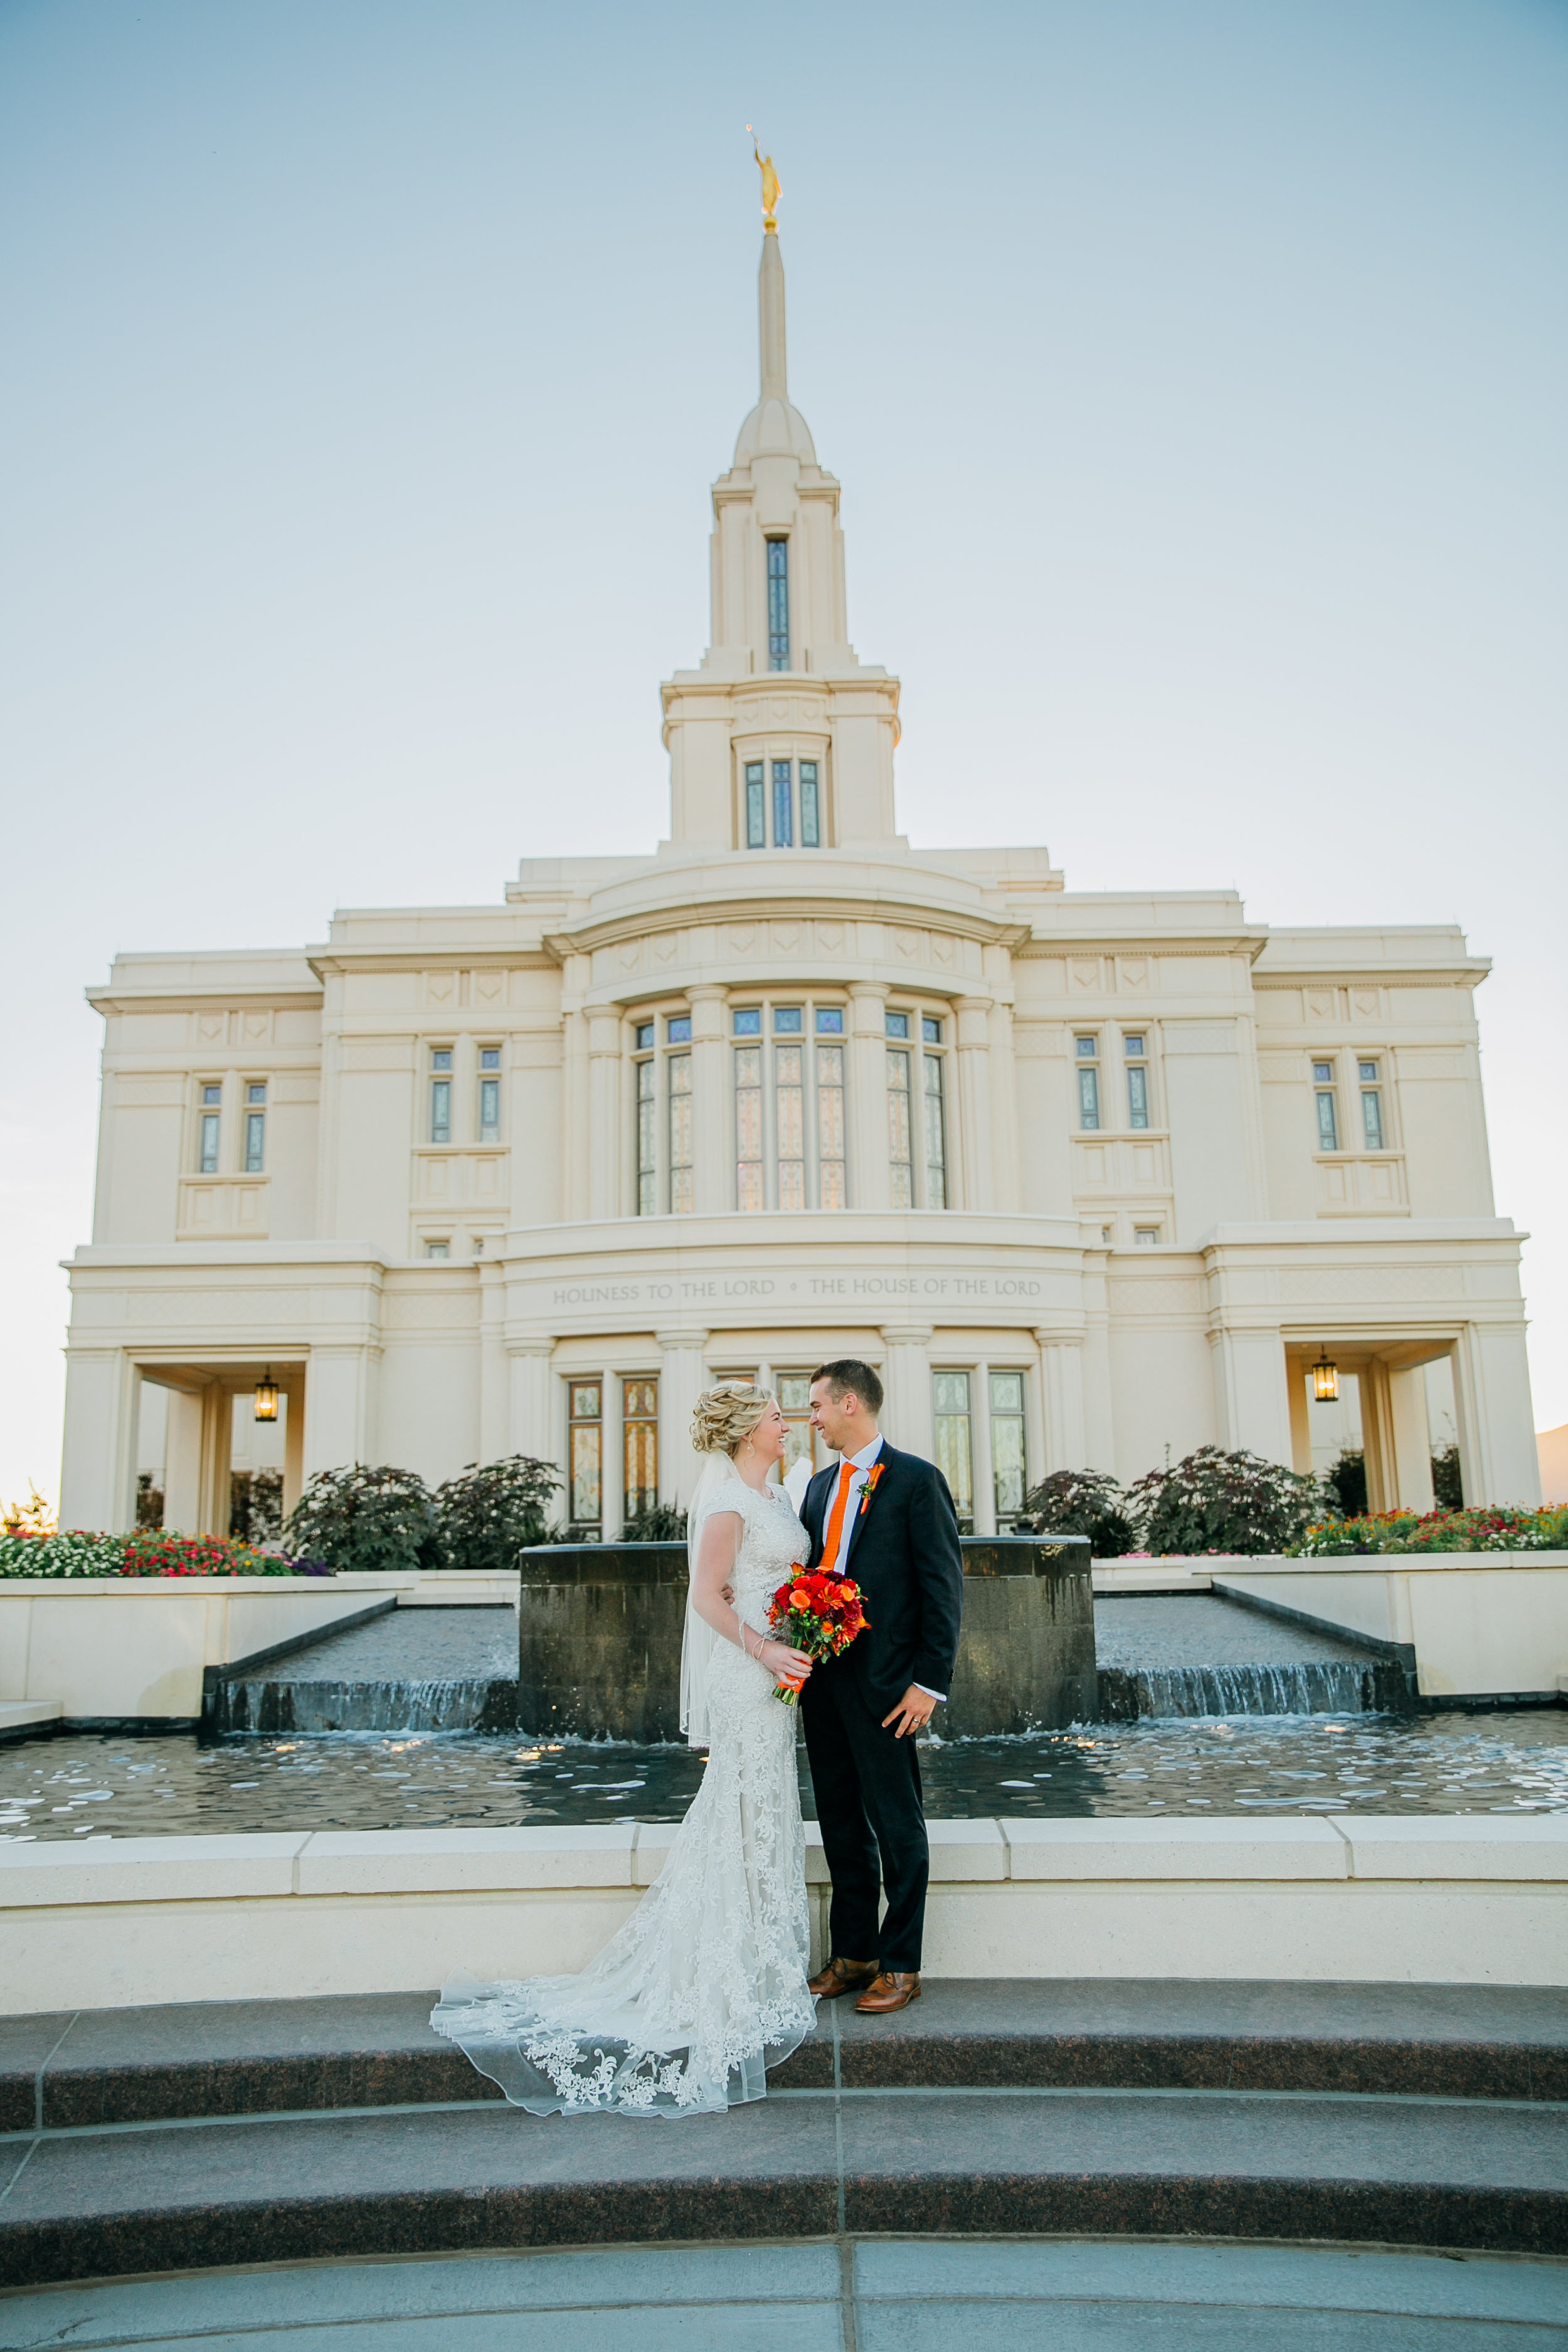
[243,1083,267,1173]
[1313,1061,1339,1152]
[1125,1034,1149,1130]
[199,1083,221,1173]
[733,1000,850,1209]
[990,1370,1026,1531]
[623,1378,659,1522]
[634,1024,657,1215]
[800,760,820,845]
[933,1372,975,1534]
[773,760,793,847]
[430,1048,452,1145]
[569,1382,602,1533]
[1359,1059,1384,1149]
[1076,1036,1100,1130]
[817,1009,846,1208]
[886,1009,950,1208]
[774,1007,805,1209]
[922,1016,948,1207]
[734,1009,764,1210]
[886,1017,914,1207]
[778,1374,816,1480]
[766,538,790,670]
[479,1046,501,1141]
[669,1039,693,1212]
[744,761,765,848]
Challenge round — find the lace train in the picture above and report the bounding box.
[432,1481,814,2117]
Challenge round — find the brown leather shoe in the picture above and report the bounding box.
[855,1971,922,2013]
[808,1957,879,1999]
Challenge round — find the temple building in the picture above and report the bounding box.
[60,196,1542,1539]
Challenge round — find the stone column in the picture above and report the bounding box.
[60,1349,142,1533]
[477,1259,509,1463]
[849,984,890,1212]
[955,995,995,1212]
[1386,1364,1435,1513]
[880,1323,933,1457]
[1286,1358,1313,1475]
[687,987,729,1216]
[197,1384,234,1538]
[586,1009,624,1222]
[1036,1335,1088,1474]
[558,954,591,1216]
[1209,1327,1294,1467]
[162,1385,206,1533]
[507,1342,556,1463]
[658,1328,711,1507]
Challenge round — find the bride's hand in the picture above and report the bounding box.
[764,1640,813,1685]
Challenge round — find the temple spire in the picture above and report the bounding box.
[759,228,787,403]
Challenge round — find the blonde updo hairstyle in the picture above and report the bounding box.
[691,1380,774,1458]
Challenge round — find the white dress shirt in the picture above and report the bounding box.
[820,1433,945,1704]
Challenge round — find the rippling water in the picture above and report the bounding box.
[3,1710,1565,1838]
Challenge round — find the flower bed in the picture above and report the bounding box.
[1289,1505,1568,1557]
[0,1531,331,1579]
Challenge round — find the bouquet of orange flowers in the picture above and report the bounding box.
[766,1569,869,1704]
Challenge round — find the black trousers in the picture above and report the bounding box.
[802,1660,928,1973]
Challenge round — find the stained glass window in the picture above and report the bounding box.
[815,1007,844,1035]
[800,760,820,845]
[636,1057,656,1216]
[767,538,790,670]
[933,1372,974,1533]
[430,1079,451,1145]
[199,1107,220,1173]
[886,1010,910,1039]
[775,1005,803,1034]
[736,1045,763,1209]
[244,1108,265,1173]
[1076,1038,1099,1131]
[776,1041,805,1209]
[887,1048,913,1207]
[667,1016,692,1043]
[669,1053,693,1213]
[923,1051,947,1208]
[480,1078,501,1140]
[990,1370,1026,1530]
[817,1042,846,1209]
[733,1007,762,1036]
[623,1378,659,1522]
[1360,1062,1384,1149]
[569,1382,602,1530]
[773,760,793,846]
[745,761,765,848]
[1313,1064,1339,1152]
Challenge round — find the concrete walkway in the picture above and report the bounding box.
[2,2238,1565,2348]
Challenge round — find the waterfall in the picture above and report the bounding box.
[207,1673,516,1735]
[1097,1658,1406,1720]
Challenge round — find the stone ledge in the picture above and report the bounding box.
[3,1814,1564,1909]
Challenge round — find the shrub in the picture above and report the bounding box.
[434,1455,563,1572]
[284,1464,442,1574]
[1325,1448,1368,1518]
[1016,1469,1136,1557]
[1431,1444,1465,1510]
[1127,1446,1321,1557]
[229,1469,283,1544]
[1291,1503,1568,1557]
[620,1501,689,1544]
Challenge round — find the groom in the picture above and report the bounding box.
[798,1359,964,2014]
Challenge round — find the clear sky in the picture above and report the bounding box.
[2,0,1564,1512]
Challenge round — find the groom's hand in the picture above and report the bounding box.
[882,1685,937,1739]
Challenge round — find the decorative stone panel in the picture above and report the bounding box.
[176,1178,268,1239]
[1313,1155,1409,1217]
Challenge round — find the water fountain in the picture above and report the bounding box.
[1094,1593,1412,1719]
[206,1605,519,1735]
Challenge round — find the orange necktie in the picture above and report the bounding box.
[821,1460,856,1576]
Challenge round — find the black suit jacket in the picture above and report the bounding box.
[801,1441,965,1712]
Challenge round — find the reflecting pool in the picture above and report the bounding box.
[3,1708,1565,1839]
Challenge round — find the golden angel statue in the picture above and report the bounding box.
[748,129,780,227]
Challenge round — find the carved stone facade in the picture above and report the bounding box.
[60,228,1540,1537]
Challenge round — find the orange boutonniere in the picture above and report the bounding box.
[857,1461,886,1518]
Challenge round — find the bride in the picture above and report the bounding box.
[431,1382,818,2117]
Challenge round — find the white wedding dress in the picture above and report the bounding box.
[430,1473,815,2117]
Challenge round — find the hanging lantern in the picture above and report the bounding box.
[1311,1348,1338,1404]
[253,1369,279,1423]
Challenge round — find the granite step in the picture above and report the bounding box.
[1,2082,1564,2287]
[3,1979,1565,2134]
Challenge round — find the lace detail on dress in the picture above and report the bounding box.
[431,1481,813,2118]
